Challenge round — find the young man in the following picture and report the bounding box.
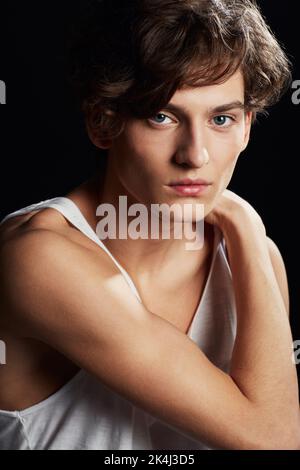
[0,0,299,450]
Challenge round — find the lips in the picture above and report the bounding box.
[168,178,212,197]
[169,178,211,186]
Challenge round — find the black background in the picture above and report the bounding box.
[0,1,299,384]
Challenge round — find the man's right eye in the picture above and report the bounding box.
[148,113,173,125]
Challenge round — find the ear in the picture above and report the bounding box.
[85,109,113,150]
[241,111,252,152]
[85,120,113,150]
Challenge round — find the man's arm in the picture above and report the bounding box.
[267,237,290,317]
[213,190,299,449]
[266,237,300,427]
[0,224,299,450]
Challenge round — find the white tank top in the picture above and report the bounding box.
[0,196,237,450]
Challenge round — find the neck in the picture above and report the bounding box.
[88,169,215,282]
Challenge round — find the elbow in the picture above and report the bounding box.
[265,431,300,450]
[236,407,300,450]
[238,432,300,450]
[254,419,300,450]
[272,410,300,450]
[277,417,300,450]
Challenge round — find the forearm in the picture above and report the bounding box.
[223,217,299,431]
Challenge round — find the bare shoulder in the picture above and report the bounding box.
[0,205,63,236]
[0,211,122,335]
[266,236,290,316]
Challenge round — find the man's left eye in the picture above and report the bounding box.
[213,115,234,127]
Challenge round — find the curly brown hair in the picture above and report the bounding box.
[66,0,292,142]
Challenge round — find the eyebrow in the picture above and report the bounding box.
[163,100,245,115]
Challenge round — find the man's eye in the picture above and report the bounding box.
[212,115,235,127]
[149,113,173,125]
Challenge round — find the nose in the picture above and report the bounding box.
[174,127,210,168]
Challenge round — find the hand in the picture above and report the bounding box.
[205,189,266,238]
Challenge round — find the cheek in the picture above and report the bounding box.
[209,127,245,168]
[115,128,167,180]
[208,129,245,192]
[111,130,165,201]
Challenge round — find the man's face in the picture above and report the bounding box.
[107,69,252,219]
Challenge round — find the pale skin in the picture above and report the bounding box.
[0,70,299,449]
